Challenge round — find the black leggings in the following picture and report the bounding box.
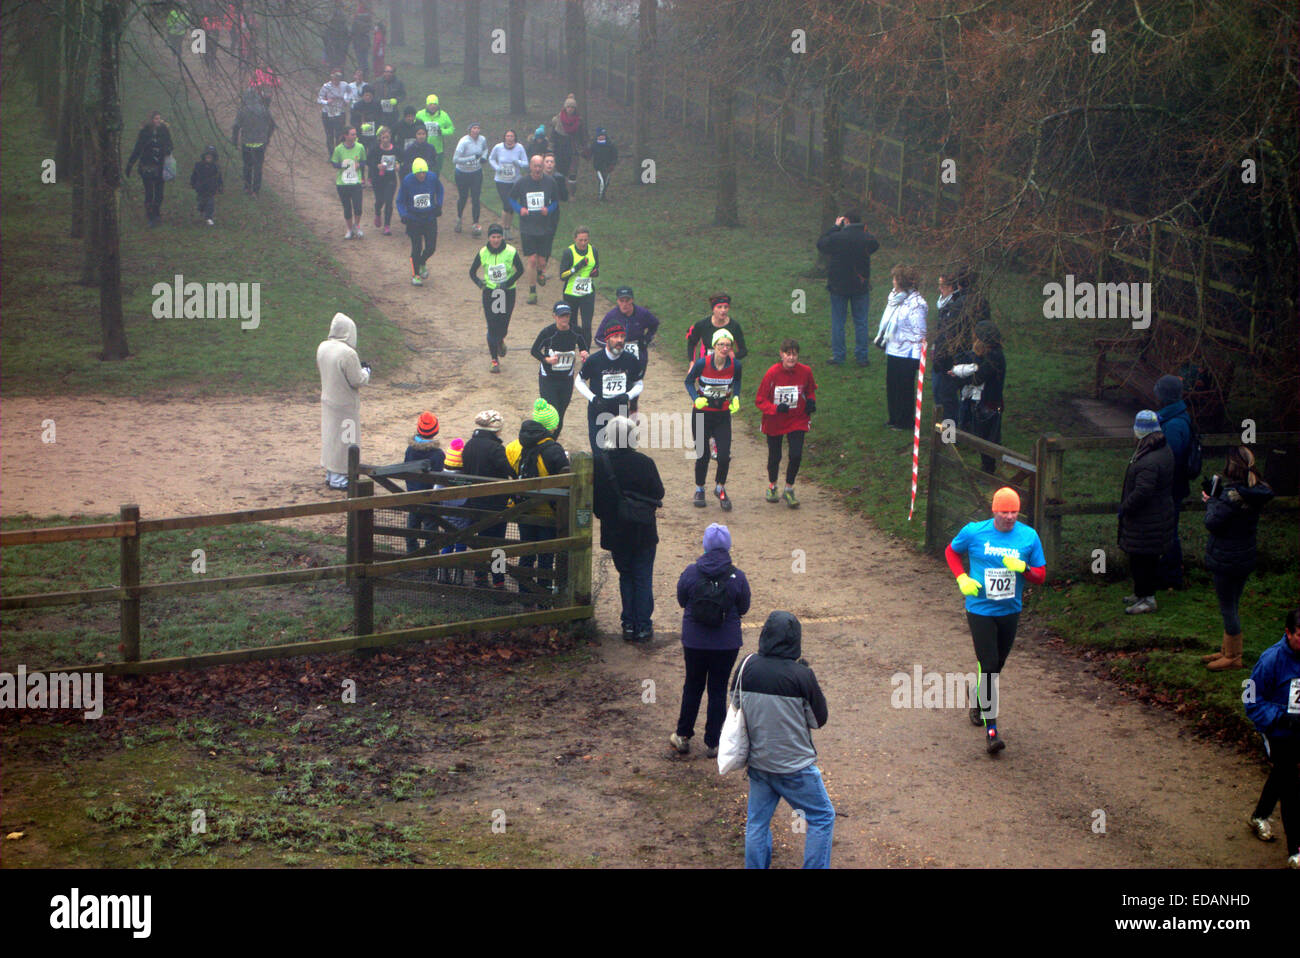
[539,372,575,437]
[1128,552,1160,599]
[676,646,740,748]
[1253,738,1300,855]
[372,175,396,225]
[140,173,165,221]
[694,410,731,486]
[406,219,437,270]
[455,168,483,222]
[322,113,345,156]
[483,286,517,360]
[337,184,363,219]
[1212,571,1249,634]
[563,292,597,347]
[886,354,919,428]
[967,610,1019,724]
[766,431,805,485]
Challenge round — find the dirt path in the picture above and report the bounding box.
[1,97,1278,869]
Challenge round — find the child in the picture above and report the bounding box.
[403,411,444,554]
[189,145,224,226]
[525,125,550,160]
[434,438,470,584]
[590,127,618,201]
[754,338,817,508]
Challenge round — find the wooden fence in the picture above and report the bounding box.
[0,452,595,675]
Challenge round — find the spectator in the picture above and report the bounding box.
[671,523,751,758]
[434,438,470,585]
[1243,608,1300,869]
[1154,373,1194,589]
[506,399,570,590]
[1117,410,1175,615]
[372,20,386,77]
[875,264,927,430]
[931,265,990,426]
[124,110,173,227]
[590,127,618,200]
[316,312,370,491]
[462,410,517,589]
[732,610,834,869]
[402,411,444,554]
[188,144,223,227]
[550,94,587,197]
[525,124,550,161]
[949,320,1006,473]
[816,210,880,367]
[1201,446,1274,670]
[592,416,664,641]
[232,83,276,195]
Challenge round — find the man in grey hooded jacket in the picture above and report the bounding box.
[731,610,834,868]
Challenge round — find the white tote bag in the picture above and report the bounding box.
[717,654,754,774]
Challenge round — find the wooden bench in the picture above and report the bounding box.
[1093,333,1234,429]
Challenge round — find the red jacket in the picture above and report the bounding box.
[755,362,816,435]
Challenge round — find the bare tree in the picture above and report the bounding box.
[631,0,655,186]
[96,0,128,360]
[390,0,404,46]
[423,0,439,67]
[713,80,738,226]
[564,0,586,118]
[463,0,480,85]
[508,0,526,114]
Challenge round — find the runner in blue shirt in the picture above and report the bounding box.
[946,486,1047,755]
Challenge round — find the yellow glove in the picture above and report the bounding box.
[694,396,708,410]
[1002,555,1027,573]
[729,396,740,415]
[957,573,981,597]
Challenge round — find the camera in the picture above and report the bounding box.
[1201,474,1222,499]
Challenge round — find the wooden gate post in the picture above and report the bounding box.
[567,453,594,611]
[120,504,141,662]
[345,444,361,577]
[354,478,375,638]
[1034,434,1064,570]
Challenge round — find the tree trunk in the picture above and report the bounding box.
[508,0,526,114]
[820,60,845,231]
[390,0,404,46]
[97,0,128,361]
[423,0,439,68]
[713,79,738,227]
[463,0,480,86]
[631,0,655,186]
[564,0,586,116]
[79,130,99,283]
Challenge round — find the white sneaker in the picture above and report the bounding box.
[343,228,353,240]
[1289,853,1299,869]
[1248,816,1275,842]
[353,227,364,238]
[205,218,215,226]
[1125,597,1157,615]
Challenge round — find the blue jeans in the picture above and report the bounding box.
[745,764,835,869]
[830,292,871,364]
[610,544,655,632]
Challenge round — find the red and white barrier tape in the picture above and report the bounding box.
[908,340,927,521]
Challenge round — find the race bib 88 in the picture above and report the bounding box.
[486,263,509,283]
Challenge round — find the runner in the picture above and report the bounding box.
[558,226,600,345]
[685,293,749,363]
[372,64,406,125]
[330,125,368,240]
[452,121,488,235]
[488,129,528,240]
[595,286,660,402]
[468,224,524,372]
[575,323,644,452]
[540,153,568,288]
[367,126,400,235]
[755,338,816,507]
[590,127,618,201]
[509,156,559,306]
[316,69,349,159]
[400,123,438,177]
[685,328,743,511]
[414,93,455,176]
[350,85,382,156]
[394,105,422,157]
[530,302,590,437]
[395,156,443,285]
[945,487,1047,755]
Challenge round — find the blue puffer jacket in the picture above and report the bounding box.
[1156,400,1192,500]
[1245,636,1300,741]
[676,548,751,650]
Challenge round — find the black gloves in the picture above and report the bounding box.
[805,399,817,415]
[776,402,790,414]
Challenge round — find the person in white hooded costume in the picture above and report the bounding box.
[317,312,371,489]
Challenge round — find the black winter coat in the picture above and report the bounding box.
[126,124,173,177]
[461,429,516,512]
[1204,481,1274,577]
[815,223,880,296]
[932,287,991,372]
[592,448,664,551]
[1118,433,1176,555]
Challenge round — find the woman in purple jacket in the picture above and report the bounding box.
[670,523,752,758]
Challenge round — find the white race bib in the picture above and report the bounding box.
[984,566,1016,601]
[413,192,431,209]
[486,263,509,283]
[424,120,437,135]
[1289,677,1300,715]
[526,191,544,211]
[623,341,640,359]
[572,276,592,295]
[551,350,575,371]
[498,164,516,181]
[601,371,627,398]
[702,383,730,400]
[342,164,359,185]
[327,102,343,117]
[382,98,396,112]
[773,385,800,407]
[403,138,416,151]
[381,154,397,171]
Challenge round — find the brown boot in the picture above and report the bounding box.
[1202,633,1229,664]
[1207,633,1243,671]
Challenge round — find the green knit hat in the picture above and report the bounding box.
[533,398,560,432]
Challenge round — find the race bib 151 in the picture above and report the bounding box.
[773,385,800,407]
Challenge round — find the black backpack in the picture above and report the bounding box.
[689,568,735,627]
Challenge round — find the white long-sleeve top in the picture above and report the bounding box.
[318,81,348,117]
[488,142,529,184]
[879,289,928,360]
[453,134,489,173]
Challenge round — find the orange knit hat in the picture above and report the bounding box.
[991,487,1020,513]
